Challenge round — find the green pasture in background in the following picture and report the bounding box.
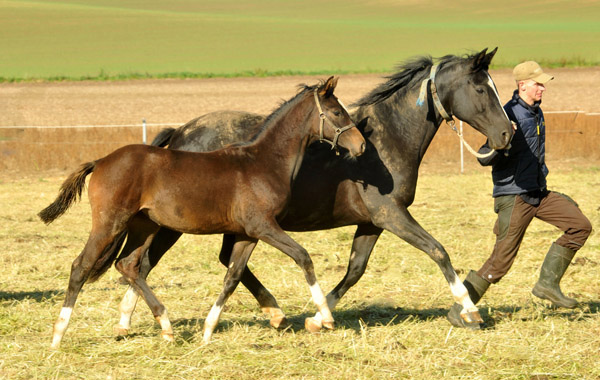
[1,0,599,81]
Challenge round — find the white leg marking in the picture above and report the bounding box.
[313,294,339,323]
[117,287,139,330]
[51,307,73,349]
[309,283,333,322]
[203,303,223,344]
[450,277,476,310]
[152,309,173,342]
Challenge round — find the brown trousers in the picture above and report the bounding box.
[477,191,592,284]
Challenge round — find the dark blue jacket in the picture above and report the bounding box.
[478,90,548,197]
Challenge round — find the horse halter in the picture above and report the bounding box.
[313,89,356,154]
[416,64,495,159]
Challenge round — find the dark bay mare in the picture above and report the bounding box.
[118,48,513,333]
[38,77,366,348]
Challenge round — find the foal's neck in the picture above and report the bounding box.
[247,95,316,180]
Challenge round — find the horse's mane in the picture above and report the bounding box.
[353,52,482,107]
[246,81,322,143]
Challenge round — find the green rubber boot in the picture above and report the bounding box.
[447,270,490,329]
[532,243,578,309]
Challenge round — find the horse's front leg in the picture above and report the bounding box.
[218,234,288,329]
[251,221,334,333]
[310,223,382,327]
[371,203,483,327]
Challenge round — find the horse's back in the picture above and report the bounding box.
[169,111,266,151]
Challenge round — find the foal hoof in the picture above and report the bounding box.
[322,320,335,330]
[113,325,129,336]
[304,317,322,333]
[270,315,290,330]
[160,331,175,342]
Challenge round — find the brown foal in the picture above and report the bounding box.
[39,77,365,348]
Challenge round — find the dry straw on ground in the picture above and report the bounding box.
[0,163,598,379]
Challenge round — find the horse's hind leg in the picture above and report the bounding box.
[51,227,125,349]
[115,227,182,336]
[114,216,174,342]
[219,234,288,329]
[203,235,258,343]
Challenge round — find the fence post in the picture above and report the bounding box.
[460,120,464,173]
[143,119,147,144]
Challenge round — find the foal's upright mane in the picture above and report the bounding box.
[247,83,321,144]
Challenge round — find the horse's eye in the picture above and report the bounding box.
[333,110,341,116]
[476,88,485,94]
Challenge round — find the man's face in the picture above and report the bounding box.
[519,79,546,105]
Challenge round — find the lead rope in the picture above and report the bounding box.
[447,119,496,159]
[417,64,496,159]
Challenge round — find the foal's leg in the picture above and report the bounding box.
[118,230,288,333]
[51,227,124,349]
[114,217,174,342]
[250,222,334,333]
[370,204,482,325]
[203,235,258,343]
[115,227,182,336]
[219,234,287,328]
[311,223,383,326]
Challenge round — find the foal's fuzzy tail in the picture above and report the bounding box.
[151,127,176,147]
[38,161,96,224]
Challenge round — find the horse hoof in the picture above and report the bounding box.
[160,332,175,342]
[113,325,129,336]
[305,317,322,333]
[322,320,335,330]
[270,315,289,330]
[461,310,483,324]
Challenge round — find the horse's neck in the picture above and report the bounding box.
[360,89,442,165]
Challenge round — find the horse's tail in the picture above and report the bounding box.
[151,127,176,147]
[38,161,96,224]
[87,230,127,283]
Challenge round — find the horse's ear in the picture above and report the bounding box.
[481,47,498,70]
[319,76,338,98]
[471,48,489,71]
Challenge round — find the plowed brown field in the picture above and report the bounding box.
[1,67,599,173]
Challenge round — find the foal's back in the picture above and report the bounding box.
[89,144,269,235]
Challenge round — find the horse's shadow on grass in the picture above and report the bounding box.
[169,305,465,341]
[0,289,62,302]
[166,300,600,341]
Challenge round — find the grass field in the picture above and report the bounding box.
[1,163,598,379]
[1,0,599,81]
